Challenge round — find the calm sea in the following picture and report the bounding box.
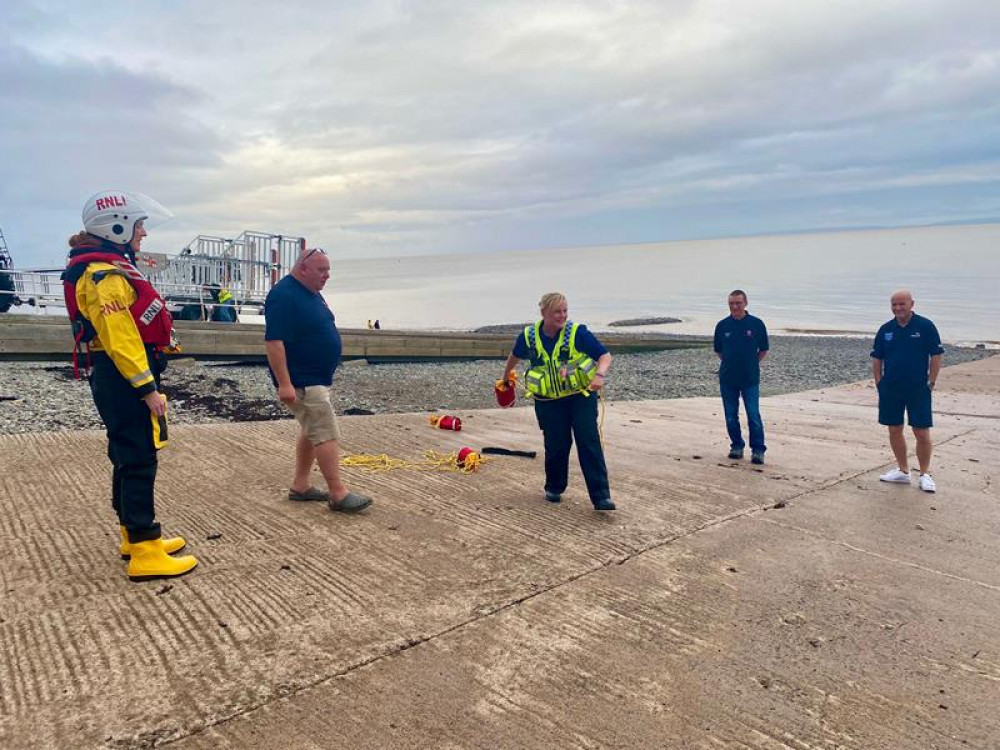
[326,224,998,345]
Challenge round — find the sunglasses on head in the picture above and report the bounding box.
[303,247,327,261]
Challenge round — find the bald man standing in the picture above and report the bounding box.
[871,290,943,492]
[265,248,373,513]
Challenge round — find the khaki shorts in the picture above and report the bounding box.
[286,385,341,445]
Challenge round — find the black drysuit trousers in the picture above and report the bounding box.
[89,352,162,543]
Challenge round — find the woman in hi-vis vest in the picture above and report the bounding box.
[63,191,198,581]
[501,292,615,511]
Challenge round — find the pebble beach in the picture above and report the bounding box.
[0,335,993,435]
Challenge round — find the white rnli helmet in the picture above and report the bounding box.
[81,190,173,244]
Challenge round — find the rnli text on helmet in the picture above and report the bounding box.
[95,195,128,211]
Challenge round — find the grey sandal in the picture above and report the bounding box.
[329,491,373,513]
[288,486,331,502]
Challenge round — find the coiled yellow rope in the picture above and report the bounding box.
[341,449,488,474]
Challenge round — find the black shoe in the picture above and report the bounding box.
[592,498,616,511]
[544,491,562,503]
[728,449,744,460]
[751,451,764,465]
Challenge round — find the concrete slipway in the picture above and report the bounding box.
[1,357,998,749]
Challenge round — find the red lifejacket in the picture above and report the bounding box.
[62,248,173,352]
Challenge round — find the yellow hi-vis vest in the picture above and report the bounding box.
[523,321,597,399]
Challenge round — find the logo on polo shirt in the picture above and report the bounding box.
[724,331,731,337]
[911,331,921,338]
[885,332,894,341]
[746,330,754,337]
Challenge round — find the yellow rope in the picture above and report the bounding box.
[598,387,605,447]
[460,451,485,473]
[341,449,488,474]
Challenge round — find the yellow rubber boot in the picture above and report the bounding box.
[119,526,187,559]
[127,540,198,582]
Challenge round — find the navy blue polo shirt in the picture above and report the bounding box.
[714,313,769,387]
[513,322,608,364]
[870,313,943,388]
[264,275,342,387]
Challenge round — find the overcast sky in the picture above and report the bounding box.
[2,0,998,266]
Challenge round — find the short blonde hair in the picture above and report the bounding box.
[538,292,567,314]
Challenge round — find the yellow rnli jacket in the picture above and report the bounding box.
[75,262,157,395]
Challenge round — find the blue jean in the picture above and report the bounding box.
[720,382,765,453]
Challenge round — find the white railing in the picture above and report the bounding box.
[0,268,270,316]
[0,268,60,313]
[0,230,307,316]
[160,231,305,301]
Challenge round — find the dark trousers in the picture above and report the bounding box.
[720,382,766,453]
[534,393,610,504]
[89,354,161,543]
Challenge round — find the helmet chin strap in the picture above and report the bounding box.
[122,224,144,263]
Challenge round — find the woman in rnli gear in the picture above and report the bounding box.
[63,190,198,581]
[501,292,616,511]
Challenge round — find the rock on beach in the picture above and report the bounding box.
[607,316,682,327]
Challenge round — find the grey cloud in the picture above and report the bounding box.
[0,43,226,263]
[3,0,999,266]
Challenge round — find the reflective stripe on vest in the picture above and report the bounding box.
[523,321,597,399]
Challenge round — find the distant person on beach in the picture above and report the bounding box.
[367,319,373,330]
[373,319,381,330]
[872,289,943,493]
[501,292,615,511]
[62,190,198,581]
[206,283,238,323]
[264,247,373,513]
[713,289,769,464]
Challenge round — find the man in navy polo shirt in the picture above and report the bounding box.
[872,289,943,493]
[714,289,769,464]
[264,248,372,513]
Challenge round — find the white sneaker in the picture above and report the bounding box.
[919,473,936,493]
[879,468,911,484]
